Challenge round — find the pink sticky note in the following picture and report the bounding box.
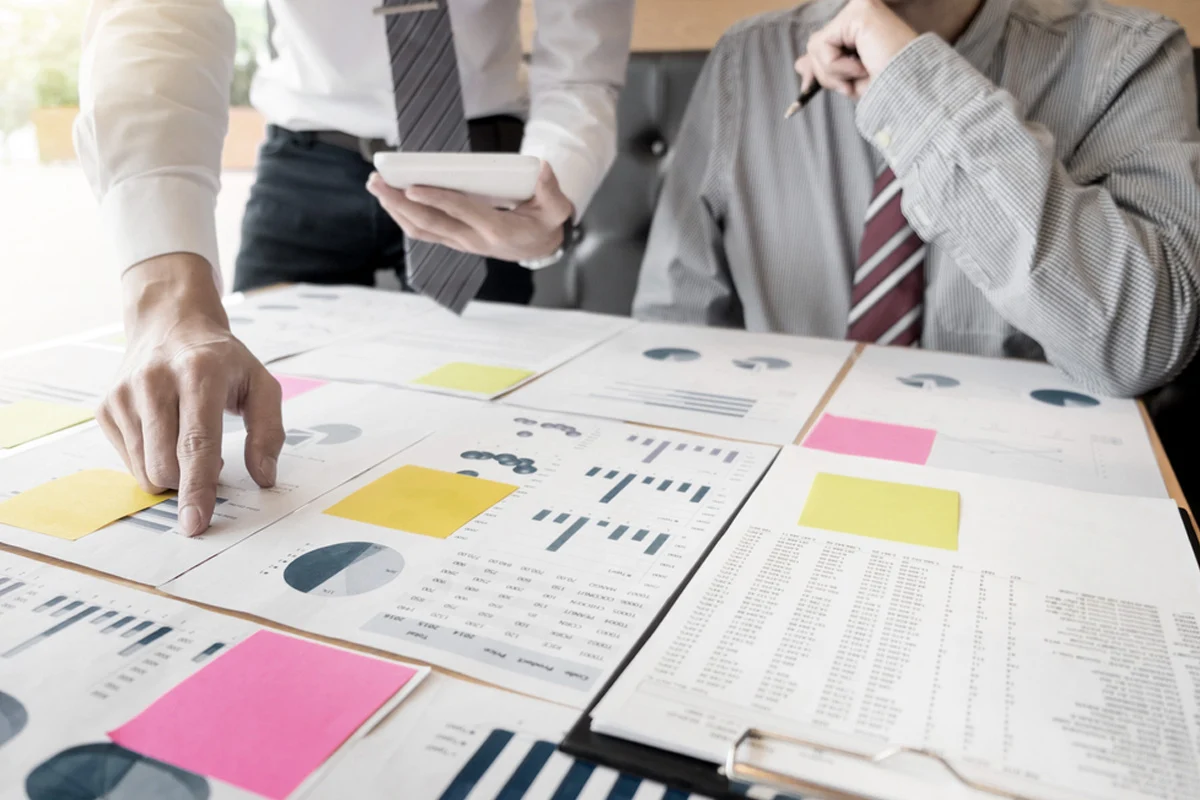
[273,374,327,402]
[109,630,418,799]
[804,413,937,465]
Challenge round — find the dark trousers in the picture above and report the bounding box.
[233,116,534,305]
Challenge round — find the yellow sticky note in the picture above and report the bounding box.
[324,465,517,539]
[799,472,960,551]
[0,469,172,540]
[0,400,94,449]
[413,362,535,395]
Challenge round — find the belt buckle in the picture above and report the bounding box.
[357,137,387,163]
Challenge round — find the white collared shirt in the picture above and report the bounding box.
[75,0,634,281]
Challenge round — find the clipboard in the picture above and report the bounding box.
[562,506,1200,800]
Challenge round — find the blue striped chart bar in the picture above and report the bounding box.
[601,473,636,503]
[0,582,24,598]
[33,595,66,613]
[609,525,628,540]
[632,529,649,542]
[591,382,757,419]
[119,625,173,658]
[2,604,100,659]
[533,509,551,521]
[90,610,118,626]
[677,482,691,493]
[439,729,515,800]
[691,486,710,503]
[495,739,556,798]
[604,470,619,479]
[120,620,155,639]
[548,517,589,552]
[437,729,700,800]
[646,534,669,556]
[642,440,671,464]
[554,513,571,524]
[657,480,673,491]
[193,642,226,663]
[641,476,654,484]
[586,467,601,477]
[102,615,135,634]
[724,450,739,463]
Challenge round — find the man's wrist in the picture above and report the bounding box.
[122,252,230,338]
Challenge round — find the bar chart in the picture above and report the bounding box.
[624,434,741,465]
[584,465,711,505]
[531,509,670,557]
[2,583,229,665]
[123,497,229,534]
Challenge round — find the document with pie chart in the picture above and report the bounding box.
[503,321,856,444]
[803,345,1167,497]
[0,549,425,800]
[0,382,483,586]
[164,403,777,706]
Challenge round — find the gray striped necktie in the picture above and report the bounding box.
[384,0,486,314]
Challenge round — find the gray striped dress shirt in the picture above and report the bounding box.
[632,0,1200,397]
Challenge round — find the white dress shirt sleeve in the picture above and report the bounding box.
[75,0,235,284]
[519,0,634,219]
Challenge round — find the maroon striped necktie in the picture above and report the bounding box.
[846,168,927,346]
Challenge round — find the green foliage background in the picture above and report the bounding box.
[0,0,267,137]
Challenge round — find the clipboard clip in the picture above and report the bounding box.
[724,728,1041,800]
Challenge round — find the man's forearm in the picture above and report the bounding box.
[76,0,235,286]
[856,33,1200,396]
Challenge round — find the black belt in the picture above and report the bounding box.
[308,130,392,162]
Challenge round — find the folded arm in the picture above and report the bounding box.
[857,29,1200,396]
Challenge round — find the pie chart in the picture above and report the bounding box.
[1030,389,1100,408]
[732,356,791,371]
[643,348,701,362]
[26,743,210,800]
[285,423,363,447]
[0,691,26,747]
[897,373,960,389]
[284,541,405,597]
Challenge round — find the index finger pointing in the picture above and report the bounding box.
[174,351,227,537]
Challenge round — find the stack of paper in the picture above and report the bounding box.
[0,382,483,585]
[591,446,1200,800]
[0,550,425,800]
[803,346,1166,497]
[273,300,635,399]
[503,321,855,444]
[164,403,778,706]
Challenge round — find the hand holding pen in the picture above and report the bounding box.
[787,0,920,116]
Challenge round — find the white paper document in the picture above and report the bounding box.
[0,344,121,408]
[273,301,634,399]
[227,284,434,364]
[304,672,710,800]
[0,382,483,586]
[165,404,778,706]
[591,447,1200,800]
[0,550,424,800]
[806,345,1167,497]
[503,322,855,445]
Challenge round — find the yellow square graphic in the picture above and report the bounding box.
[413,362,535,395]
[0,400,94,449]
[0,469,172,540]
[324,465,517,539]
[799,472,960,551]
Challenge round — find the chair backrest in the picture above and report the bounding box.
[542,53,708,314]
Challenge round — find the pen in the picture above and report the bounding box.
[784,47,860,119]
[783,82,823,119]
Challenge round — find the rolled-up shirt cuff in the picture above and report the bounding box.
[855,33,995,178]
[520,126,608,222]
[100,174,223,289]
